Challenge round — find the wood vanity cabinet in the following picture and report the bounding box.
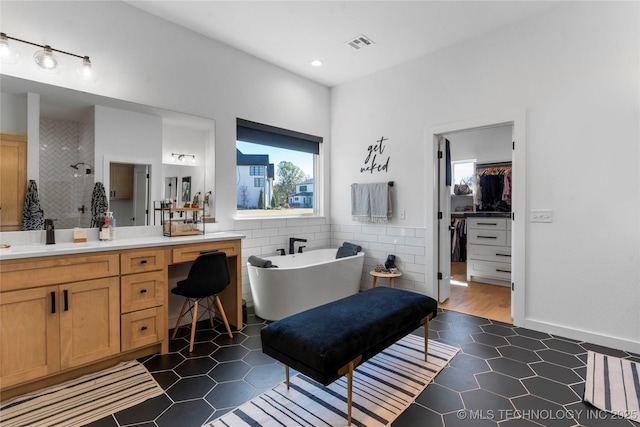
[0,237,241,398]
[0,254,121,388]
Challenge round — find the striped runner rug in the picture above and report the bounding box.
[0,360,164,427]
[583,350,640,422]
[205,335,459,427]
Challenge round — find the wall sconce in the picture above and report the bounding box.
[171,153,196,163]
[0,32,97,82]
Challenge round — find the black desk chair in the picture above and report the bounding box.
[171,251,233,352]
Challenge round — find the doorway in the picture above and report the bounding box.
[428,112,526,327]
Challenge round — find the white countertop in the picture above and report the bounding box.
[0,231,245,260]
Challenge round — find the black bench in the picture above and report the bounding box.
[261,286,438,425]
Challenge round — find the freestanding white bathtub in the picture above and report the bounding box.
[247,248,365,321]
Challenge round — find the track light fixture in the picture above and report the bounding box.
[0,32,96,82]
[171,153,196,163]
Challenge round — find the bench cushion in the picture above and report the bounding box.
[261,287,437,385]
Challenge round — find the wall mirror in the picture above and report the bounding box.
[0,74,216,233]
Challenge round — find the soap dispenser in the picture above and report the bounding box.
[44,219,56,245]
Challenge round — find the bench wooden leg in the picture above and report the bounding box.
[285,365,290,389]
[421,313,433,362]
[338,355,362,425]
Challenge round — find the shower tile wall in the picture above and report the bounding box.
[235,219,427,306]
[40,115,95,230]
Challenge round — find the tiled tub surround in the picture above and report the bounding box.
[237,218,428,306]
[86,308,640,427]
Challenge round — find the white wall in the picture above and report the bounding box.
[447,126,511,163]
[95,105,163,205]
[330,2,639,352]
[0,92,27,132]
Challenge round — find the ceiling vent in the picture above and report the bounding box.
[346,34,375,50]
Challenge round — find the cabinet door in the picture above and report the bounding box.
[0,134,27,231]
[59,277,120,369]
[110,163,134,200]
[0,286,60,388]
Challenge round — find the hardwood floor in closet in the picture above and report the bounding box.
[439,261,512,324]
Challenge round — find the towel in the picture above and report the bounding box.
[22,180,44,230]
[91,182,108,228]
[336,242,363,259]
[342,242,362,253]
[248,255,273,268]
[351,183,392,223]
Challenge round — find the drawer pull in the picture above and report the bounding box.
[200,250,219,254]
[140,289,147,294]
[496,268,511,273]
[478,222,498,226]
[51,292,56,314]
[141,326,148,331]
[478,235,497,239]
[63,290,69,311]
[140,260,148,265]
[496,253,512,257]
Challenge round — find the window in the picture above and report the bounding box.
[451,160,476,195]
[250,166,264,176]
[236,118,322,216]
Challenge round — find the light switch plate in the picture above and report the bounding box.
[531,209,553,223]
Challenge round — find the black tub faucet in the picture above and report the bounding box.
[289,237,307,254]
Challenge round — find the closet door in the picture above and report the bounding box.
[437,137,451,302]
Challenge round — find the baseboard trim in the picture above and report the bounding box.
[524,319,640,354]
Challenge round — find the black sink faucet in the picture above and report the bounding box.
[289,237,307,254]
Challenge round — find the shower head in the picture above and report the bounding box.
[70,163,93,174]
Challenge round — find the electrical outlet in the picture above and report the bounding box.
[399,209,406,220]
[531,209,553,223]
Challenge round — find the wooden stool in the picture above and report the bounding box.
[370,270,403,288]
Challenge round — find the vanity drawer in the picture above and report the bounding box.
[468,229,507,246]
[120,249,165,275]
[121,271,165,313]
[121,307,165,351]
[171,240,240,264]
[467,217,507,230]
[0,253,120,292]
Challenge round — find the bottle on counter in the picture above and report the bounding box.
[99,213,111,241]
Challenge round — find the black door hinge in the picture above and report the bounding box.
[438,211,443,219]
[438,150,443,159]
[512,141,515,150]
[438,272,443,280]
[511,282,514,291]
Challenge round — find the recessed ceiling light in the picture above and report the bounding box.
[311,59,323,67]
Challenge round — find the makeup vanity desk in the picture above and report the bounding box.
[0,231,244,399]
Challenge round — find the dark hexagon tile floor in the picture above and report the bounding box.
[84,307,638,427]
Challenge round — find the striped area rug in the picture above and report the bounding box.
[584,350,640,422]
[0,360,164,427]
[205,335,459,427]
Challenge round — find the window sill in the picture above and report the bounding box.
[234,213,326,221]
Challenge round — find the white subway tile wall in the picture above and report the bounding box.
[237,219,431,307]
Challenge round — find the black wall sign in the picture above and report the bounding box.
[360,136,390,174]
